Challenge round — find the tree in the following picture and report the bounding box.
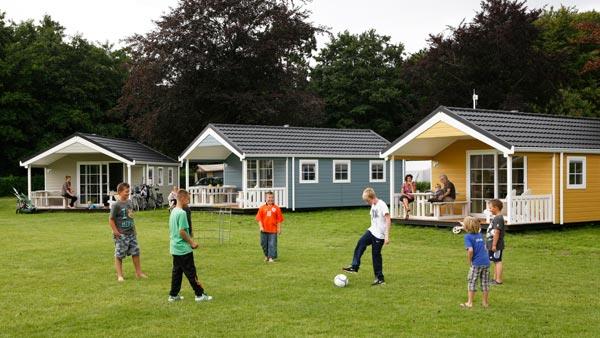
[310,30,416,140]
[118,0,325,156]
[0,13,129,175]
[534,7,600,117]
[403,0,564,118]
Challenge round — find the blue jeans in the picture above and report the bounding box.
[260,232,278,259]
[351,230,384,280]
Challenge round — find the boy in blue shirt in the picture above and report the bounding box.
[460,216,490,308]
[168,189,212,302]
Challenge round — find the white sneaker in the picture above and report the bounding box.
[195,294,213,302]
[168,295,184,302]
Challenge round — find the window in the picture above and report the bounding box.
[246,160,273,188]
[147,167,154,185]
[369,160,386,182]
[167,168,174,185]
[299,160,318,183]
[78,163,109,205]
[567,156,586,189]
[333,160,351,183]
[497,155,525,198]
[157,167,164,186]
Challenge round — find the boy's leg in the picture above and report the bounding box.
[114,237,126,280]
[481,266,490,306]
[114,257,124,281]
[268,233,278,259]
[260,232,269,259]
[132,255,147,278]
[351,231,373,270]
[127,235,146,278]
[169,255,184,297]
[464,266,477,306]
[371,235,385,281]
[495,261,503,283]
[181,252,205,296]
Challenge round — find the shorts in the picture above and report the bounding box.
[114,233,140,259]
[467,265,490,292]
[489,250,503,262]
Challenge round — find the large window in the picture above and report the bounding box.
[147,166,154,185]
[567,156,586,189]
[247,160,273,188]
[79,163,109,205]
[468,153,526,214]
[167,168,174,185]
[299,160,318,183]
[157,167,164,186]
[369,160,386,182]
[333,160,351,183]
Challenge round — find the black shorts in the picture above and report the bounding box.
[489,250,503,262]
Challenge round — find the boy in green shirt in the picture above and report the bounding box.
[168,189,212,302]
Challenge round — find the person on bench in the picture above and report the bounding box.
[399,174,417,219]
[439,174,456,203]
[61,175,77,208]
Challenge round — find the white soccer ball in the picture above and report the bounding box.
[334,274,349,287]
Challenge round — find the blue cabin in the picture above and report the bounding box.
[178,124,402,210]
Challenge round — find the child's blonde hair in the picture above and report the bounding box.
[462,216,481,233]
[434,183,441,189]
[362,187,376,201]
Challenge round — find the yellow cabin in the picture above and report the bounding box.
[382,106,600,226]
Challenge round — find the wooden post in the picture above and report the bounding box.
[506,154,513,224]
[185,159,190,189]
[389,157,394,217]
[127,164,132,199]
[241,159,247,209]
[285,157,289,208]
[292,157,295,211]
[27,166,32,200]
[559,152,564,225]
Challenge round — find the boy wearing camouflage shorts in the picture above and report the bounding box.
[109,182,147,282]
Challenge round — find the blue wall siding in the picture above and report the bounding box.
[292,158,402,208]
[393,159,403,195]
[223,154,242,188]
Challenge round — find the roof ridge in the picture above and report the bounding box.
[211,123,377,132]
[447,107,600,122]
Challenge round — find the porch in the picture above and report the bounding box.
[188,185,288,209]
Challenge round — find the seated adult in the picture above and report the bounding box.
[399,174,417,219]
[61,175,77,208]
[439,174,456,202]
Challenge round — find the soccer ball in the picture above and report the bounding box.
[334,274,349,287]
[452,226,463,234]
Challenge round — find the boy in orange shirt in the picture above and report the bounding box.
[256,191,284,262]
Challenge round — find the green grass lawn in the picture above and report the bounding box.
[1,197,599,337]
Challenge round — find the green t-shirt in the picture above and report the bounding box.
[170,207,192,255]
[109,200,135,235]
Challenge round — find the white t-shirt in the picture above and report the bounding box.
[367,199,390,239]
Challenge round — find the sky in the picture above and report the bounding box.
[1,0,598,53]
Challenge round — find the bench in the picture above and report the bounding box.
[32,190,69,208]
[431,201,469,219]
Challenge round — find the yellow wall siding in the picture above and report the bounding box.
[521,153,553,195]
[416,121,468,138]
[431,139,491,201]
[563,154,600,223]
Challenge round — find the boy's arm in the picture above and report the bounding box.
[256,209,264,232]
[109,217,121,237]
[466,248,473,265]
[492,229,500,251]
[179,229,198,249]
[384,213,391,244]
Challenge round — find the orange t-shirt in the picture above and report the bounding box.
[256,203,284,233]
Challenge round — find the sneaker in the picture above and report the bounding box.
[195,294,213,302]
[342,266,358,273]
[371,279,385,286]
[267,258,275,263]
[168,295,184,302]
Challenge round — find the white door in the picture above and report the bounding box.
[79,163,109,205]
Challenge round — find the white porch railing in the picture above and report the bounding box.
[188,185,238,206]
[509,194,553,224]
[239,187,288,209]
[393,192,469,220]
[392,193,431,218]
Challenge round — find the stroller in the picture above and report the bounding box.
[13,187,37,214]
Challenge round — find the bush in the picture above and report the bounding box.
[0,176,44,196]
[416,181,431,192]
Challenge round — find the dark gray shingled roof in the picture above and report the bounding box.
[198,124,390,157]
[383,105,600,153]
[22,132,178,164]
[446,107,600,150]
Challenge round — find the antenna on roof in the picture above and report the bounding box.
[283,124,290,128]
[472,89,478,109]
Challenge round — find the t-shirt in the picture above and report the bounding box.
[464,232,490,267]
[109,199,135,235]
[256,203,284,233]
[170,207,192,255]
[444,181,456,200]
[485,214,505,251]
[61,182,71,195]
[368,199,390,239]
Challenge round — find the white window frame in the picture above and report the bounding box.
[167,167,174,185]
[157,167,164,186]
[332,160,351,183]
[76,161,111,207]
[299,159,319,184]
[566,156,586,189]
[147,166,154,185]
[369,160,386,183]
[246,159,274,188]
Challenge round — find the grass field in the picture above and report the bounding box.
[1,197,599,337]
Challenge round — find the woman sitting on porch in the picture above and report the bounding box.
[399,174,417,219]
[61,176,77,208]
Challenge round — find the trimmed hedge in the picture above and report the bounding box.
[0,176,44,196]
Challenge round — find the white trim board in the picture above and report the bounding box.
[381,111,514,158]
[179,128,244,161]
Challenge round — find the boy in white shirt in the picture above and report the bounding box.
[343,187,391,286]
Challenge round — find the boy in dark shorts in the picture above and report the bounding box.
[485,199,505,285]
[109,182,147,282]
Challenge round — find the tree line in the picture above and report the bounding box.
[0,0,598,175]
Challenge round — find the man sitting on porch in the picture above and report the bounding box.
[61,176,77,208]
[439,174,456,202]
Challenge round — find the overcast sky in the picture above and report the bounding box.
[2,0,598,53]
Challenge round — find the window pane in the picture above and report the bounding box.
[497,155,507,169]
[513,156,524,169]
[471,155,482,169]
[483,184,495,198]
[482,169,494,183]
[471,170,481,184]
[482,155,494,169]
